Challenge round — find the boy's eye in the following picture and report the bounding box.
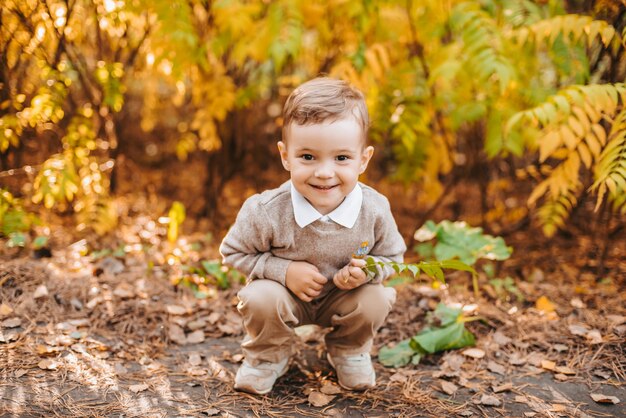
[336,155,350,161]
[301,154,314,161]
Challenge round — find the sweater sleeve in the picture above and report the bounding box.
[219,196,292,286]
[367,198,407,284]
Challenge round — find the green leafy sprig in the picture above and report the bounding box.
[362,256,477,285]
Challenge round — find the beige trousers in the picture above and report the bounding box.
[237,279,396,365]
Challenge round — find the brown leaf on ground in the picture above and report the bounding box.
[188,353,202,366]
[33,285,49,299]
[487,360,506,375]
[555,366,575,375]
[186,330,205,344]
[477,394,501,406]
[492,383,513,393]
[308,391,334,407]
[541,360,556,371]
[1,317,21,328]
[590,393,620,404]
[166,304,187,315]
[462,348,485,359]
[568,324,588,336]
[113,283,135,299]
[0,303,13,317]
[320,381,342,395]
[168,324,187,345]
[440,380,458,395]
[129,383,149,393]
[586,329,603,344]
[38,359,60,370]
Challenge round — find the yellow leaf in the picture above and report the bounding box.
[560,125,578,149]
[578,142,592,168]
[539,130,561,162]
[536,295,555,313]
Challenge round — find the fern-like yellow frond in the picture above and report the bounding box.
[590,108,626,212]
[513,14,620,48]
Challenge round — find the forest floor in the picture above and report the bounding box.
[1,183,625,417]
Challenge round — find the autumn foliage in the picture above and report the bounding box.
[1,0,625,240]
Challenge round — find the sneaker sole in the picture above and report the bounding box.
[234,361,290,395]
[326,353,375,391]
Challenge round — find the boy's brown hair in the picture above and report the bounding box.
[282,77,369,141]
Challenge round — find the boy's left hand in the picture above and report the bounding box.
[333,258,369,290]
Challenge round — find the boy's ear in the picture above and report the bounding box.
[277,141,290,171]
[359,145,374,174]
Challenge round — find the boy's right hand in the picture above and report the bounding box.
[285,261,328,302]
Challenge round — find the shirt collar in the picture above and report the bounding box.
[290,182,362,229]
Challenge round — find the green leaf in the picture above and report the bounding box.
[433,303,463,327]
[417,220,512,265]
[7,232,27,248]
[411,322,474,354]
[378,339,421,367]
[32,236,49,249]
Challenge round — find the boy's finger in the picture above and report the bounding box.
[312,273,328,285]
[349,266,366,279]
[350,258,367,267]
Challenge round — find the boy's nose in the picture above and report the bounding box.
[314,162,334,178]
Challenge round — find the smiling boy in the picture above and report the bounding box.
[220,77,406,394]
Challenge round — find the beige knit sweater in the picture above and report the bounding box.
[220,181,406,298]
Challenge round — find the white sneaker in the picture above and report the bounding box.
[234,357,289,395]
[327,352,375,390]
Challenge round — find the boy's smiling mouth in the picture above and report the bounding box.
[310,184,338,190]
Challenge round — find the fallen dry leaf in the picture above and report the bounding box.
[166,305,187,315]
[308,391,334,407]
[487,361,506,375]
[168,324,187,345]
[553,344,568,352]
[187,319,206,330]
[1,317,22,328]
[568,324,588,336]
[586,329,603,344]
[461,348,485,359]
[0,304,13,317]
[186,330,205,344]
[34,285,49,299]
[492,331,512,346]
[554,373,569,381]
[189,353,202,366]
[38,359,60,370]
[590,393,620,404]
[113,284,134,299]
[14,369,28,378]
[535,296,555,313]
[607,315,625,325]
[320,381,342,395]
[508,353,526,366]
[129,383,149,393]
[555,366,575,375]
[477,394,501,407]
[204,408,220,416]
[207,312,221,324]
[492,383,513,393]
[541,360,556,371]
[440,380,458,395]
[570,298,585,309]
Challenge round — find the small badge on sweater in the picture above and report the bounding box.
[352,241,370,259]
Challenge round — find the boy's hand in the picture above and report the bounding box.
[285,261,328,302]
[333,258,369,290]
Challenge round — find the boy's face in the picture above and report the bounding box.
[277,118,374,215]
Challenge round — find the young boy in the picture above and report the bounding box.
[219,77,406,395]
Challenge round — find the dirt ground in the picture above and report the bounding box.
[1,234,624,417]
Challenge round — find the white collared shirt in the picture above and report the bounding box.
[290,182,362,228]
